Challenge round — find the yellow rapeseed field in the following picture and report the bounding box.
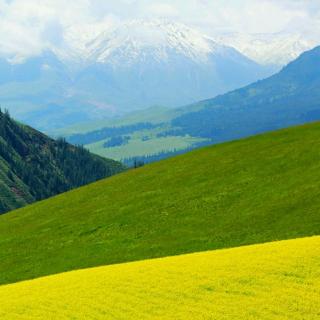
[1,236,319,320]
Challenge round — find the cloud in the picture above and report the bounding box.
[0,0,318,59]
[145,3,178,18]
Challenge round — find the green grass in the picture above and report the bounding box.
[52,105,208,162]
[88,134,207,160]
[52,106,178,136]
[1,122,320,285]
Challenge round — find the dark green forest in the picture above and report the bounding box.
[0,110,125,214]
[68,122,158,145]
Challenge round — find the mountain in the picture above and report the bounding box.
[66,45,320,163]
[0,51,115,130]
[1,121,320,285]
[172,45,320,141]
[0,109,124,214]
[216,31,317,66]
[73,20,272,110]
[0,20,274,131]
[1,235,319,319]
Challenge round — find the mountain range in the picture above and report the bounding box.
[216,31,317,66]
[65,45,320,164]
[172,45,320,141]
[0,20,274,131]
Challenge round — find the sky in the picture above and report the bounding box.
[0,0,319,58]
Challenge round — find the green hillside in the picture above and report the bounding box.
[1,122,320,285]
[0,110,124,214]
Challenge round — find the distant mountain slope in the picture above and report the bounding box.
[0,20,273,131]
[216,31,316,66]
[1,122,320,285]
[0,110,124,214]
[70,45,320,162]
[1,236,319,319]
[73,20,272,112]
[0,52,111,130]
[172,45,320,141]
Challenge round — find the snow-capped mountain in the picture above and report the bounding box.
[71,20,273,111]
[85,20,224,65]
[0,20,274,130]
[216,32,317,66]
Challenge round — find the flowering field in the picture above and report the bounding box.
[1,236,319,319]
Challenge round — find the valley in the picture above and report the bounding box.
[62,46,320,165]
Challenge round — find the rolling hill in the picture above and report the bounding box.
[1,122,320,285]
[0,109,124,214]
[65,45,320,163]
[1,236,319,319]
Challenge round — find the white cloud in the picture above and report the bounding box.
[0,0,319,59]
[145,3,178,18]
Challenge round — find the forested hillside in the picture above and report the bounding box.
[0,110,124,214]
[172,45,320,141]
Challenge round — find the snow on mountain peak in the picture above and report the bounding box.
[38,19,317,68]
[84,20,224,65]
[216,32,317,66]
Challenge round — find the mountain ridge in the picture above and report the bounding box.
[65,45,320,163]
[85,20,236,64]
[0,110,124,214]
[216,31,317,66]
[171,45,320,141]
[0,20,273,130]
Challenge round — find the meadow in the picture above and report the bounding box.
[1,122,320,285]
[1,236,319,319]
[88,134,207,160]
[55,106,204,161]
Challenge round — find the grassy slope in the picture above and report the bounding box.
[1,122,320,285]
[58,106,206,161]
[52,106,178,136]
[1,236,319,319]
[89,134,207,160]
